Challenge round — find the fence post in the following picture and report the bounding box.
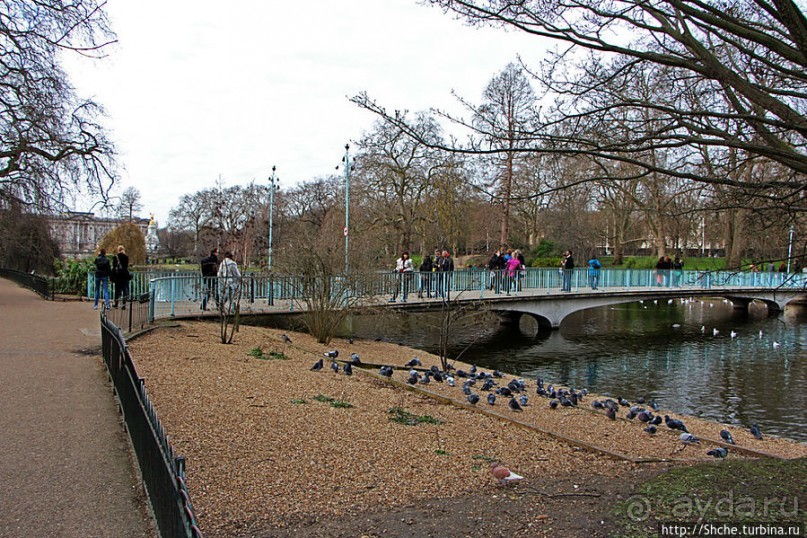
[170,276,176,317]
[148,280,156,323]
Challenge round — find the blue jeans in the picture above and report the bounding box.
[94,276,110,308]
[589,271,599,289]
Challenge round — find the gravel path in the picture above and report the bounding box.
[0,278,154,538]
[128,321,806,537]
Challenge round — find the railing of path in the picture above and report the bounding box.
[100,314,203,538]
[0,267,54,299]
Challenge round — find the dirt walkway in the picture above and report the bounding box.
[0,278,154,538]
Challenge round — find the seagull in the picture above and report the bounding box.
[750,424,763,440]
[324,350,339,359]
[280,333,292,344]
[719,430,735,444]
[405,357,422,367]
[713,328,720,336]
[759,330,763,339]
[490,462,524,485]
[701,325,706,334]
[730,331,737,338]
[672,323,681,328]
[772,341,781,349]
[310,358,323,371]
[707,447,729,458]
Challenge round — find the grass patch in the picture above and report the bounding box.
[248,347,288,360]
[313,394,353,408]
[387,406,443,426]
[610,458,807,538]
[472,454,496,463]
[435,449,450,456]
[290,398,307,405]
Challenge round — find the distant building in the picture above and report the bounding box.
[47,211,150,258]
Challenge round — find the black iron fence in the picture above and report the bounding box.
[104,293,152,334]
[0,267,54,299]
[100,315,203,538]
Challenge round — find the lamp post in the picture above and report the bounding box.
[787,224,795,273]
[268,165,276,272]
[343,144,350,275]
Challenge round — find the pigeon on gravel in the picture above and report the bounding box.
[467,393,480,405]
[324,350,339,359]
[487,393,496,405]
[490,463,524,485]
[343,363,353,376]
[707,447,729,458]
[281,334,292,344]
[750,424,763,440]
[644,425,657,434]
[680,433,700,445]
[720,430,735,445]
[330,361,339,374]
[310,358,323,371]
[549,399,559,409]
[508,397,523,412]
[405,357,422,367]
[350,353,361,365]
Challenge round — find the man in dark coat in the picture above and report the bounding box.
[200,248,219,310]
[93,248,112,310]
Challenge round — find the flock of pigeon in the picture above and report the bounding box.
[299,335,767,464]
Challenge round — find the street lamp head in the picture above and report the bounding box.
[345,143,350,151]
[272,165,276,172]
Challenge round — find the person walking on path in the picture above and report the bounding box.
[561,250,575,292]
[390,251,413,302]
[200,247,219,311]
[112,245,130,309]
[0,277,154,537]
[93,248,112,310]
[587,254,602,290]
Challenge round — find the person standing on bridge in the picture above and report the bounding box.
[561,250,574,292]
[217,251,241,311]
[390,251,413,302]
[587,254,601,290]
[200,247,219,311]
[418,253,433,299]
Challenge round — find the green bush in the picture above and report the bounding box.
[54,258,94,295]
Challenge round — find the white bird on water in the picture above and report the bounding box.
[713,328,720,336]
[773,341,781,349]
[730,331,737,338]
[701,325,706,334]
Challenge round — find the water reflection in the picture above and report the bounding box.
[340,300,806,442]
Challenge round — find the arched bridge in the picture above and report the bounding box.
[117,267,806,328]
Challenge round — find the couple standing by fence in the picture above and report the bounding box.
[93,245,130,310]
[200,248,241,311]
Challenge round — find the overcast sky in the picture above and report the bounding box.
[64,0,545,224]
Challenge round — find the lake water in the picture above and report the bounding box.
[337,299,806,443]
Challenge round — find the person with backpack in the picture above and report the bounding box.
[587,254,602,290]
[93,248,112,310]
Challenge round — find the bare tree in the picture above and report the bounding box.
[470,63,538,246]
[0,1,117,210]
[118,187,142,221]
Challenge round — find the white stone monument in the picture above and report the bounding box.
[146,213,160,254]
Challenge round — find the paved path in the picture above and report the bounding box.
[0,278,154,537]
